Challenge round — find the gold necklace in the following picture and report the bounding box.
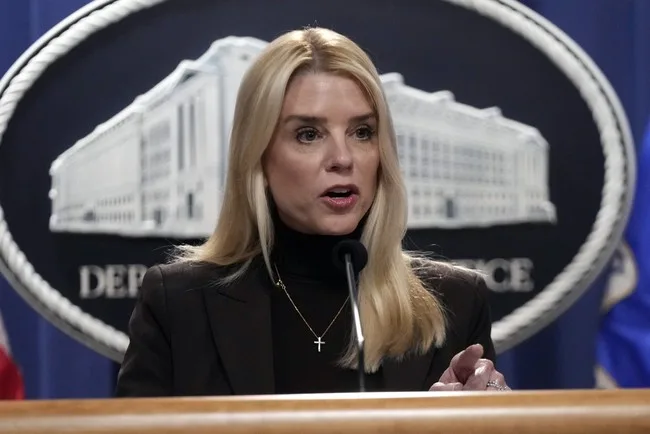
[273,265,350,352]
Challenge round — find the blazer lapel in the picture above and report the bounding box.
[202,262,275,395]
[382,348,436,392]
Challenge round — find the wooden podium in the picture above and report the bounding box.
[1,389,649,433]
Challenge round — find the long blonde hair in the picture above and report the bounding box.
[174,27,447,372]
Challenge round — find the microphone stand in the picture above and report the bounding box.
[343,252,366,392]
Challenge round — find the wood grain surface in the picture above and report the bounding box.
[0,389,648,433]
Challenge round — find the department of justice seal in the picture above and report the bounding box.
[0,0,635,361]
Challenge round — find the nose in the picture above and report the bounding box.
[325,133,353,172]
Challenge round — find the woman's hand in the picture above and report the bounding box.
[429,344,510,391]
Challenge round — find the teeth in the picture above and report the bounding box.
[329,188,350,193]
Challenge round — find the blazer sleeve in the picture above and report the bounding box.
[115,265,173,397]
[467,274,497,364]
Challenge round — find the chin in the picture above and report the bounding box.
[317,216,362,236]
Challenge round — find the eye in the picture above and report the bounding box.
[295,127,321,144]
[354,125,376,141]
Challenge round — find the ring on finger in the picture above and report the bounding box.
[486,380,509,391]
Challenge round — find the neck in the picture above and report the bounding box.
[271,213,364,285]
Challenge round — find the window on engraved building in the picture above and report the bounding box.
[189,99,197,166]
[178,104,185,170]
[422,162,430,179]
[408,135,417,164]
[421,139,430,178]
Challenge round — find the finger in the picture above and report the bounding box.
[462,359,494,390]
[429,382,464,392]
[451,344,484,383]
[437,367,458,384]
[490,371,505,384]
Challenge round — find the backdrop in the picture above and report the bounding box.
[0,0,648,398]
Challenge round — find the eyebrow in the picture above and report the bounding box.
[282,112,377,125]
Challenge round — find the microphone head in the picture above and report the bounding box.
[332,240,368,274]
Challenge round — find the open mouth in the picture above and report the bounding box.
[325,189,353,198]
[322,186,359,199]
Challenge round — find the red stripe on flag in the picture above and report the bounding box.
[0,346,24,400]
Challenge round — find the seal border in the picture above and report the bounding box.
[0,0,636,361]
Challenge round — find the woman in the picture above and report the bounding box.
[115,27,510,397]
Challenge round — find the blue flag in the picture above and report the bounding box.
[597,119,650,387]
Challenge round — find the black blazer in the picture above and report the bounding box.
[115,258,496,397]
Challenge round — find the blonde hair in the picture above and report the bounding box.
[174,27,447,372]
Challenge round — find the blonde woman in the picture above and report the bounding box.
[116,27,510,396]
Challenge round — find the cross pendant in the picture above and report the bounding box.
[314,337,325,352]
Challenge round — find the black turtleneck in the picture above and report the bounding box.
[269,215,384,394]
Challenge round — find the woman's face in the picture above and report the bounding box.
[263,72,380,235]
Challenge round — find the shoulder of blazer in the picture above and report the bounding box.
[411,256,495,359]
[136,261,232,317]
[154,260,228,289]
[409,256,490,321]
[148,257,269,303]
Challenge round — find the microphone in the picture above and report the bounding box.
[332,239,368,392]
